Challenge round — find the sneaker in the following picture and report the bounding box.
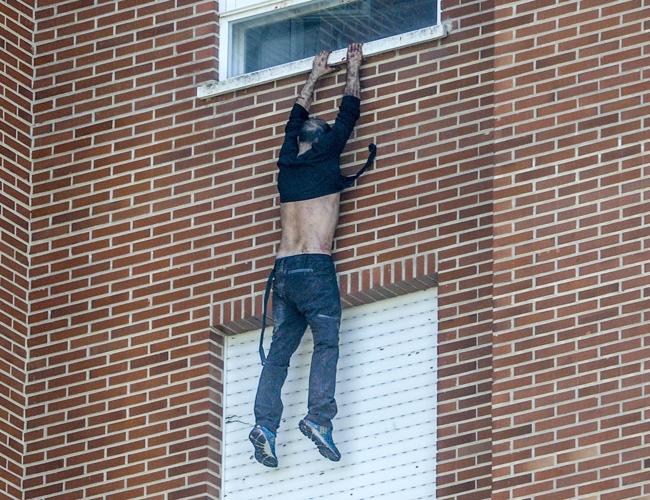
[249,424,278,468]
[298,417,341,462]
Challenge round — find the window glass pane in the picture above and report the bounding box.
[229,0,437,77]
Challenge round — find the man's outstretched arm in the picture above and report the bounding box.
[278,51,337,161]
[313,43,363,156]
[296,50,337,111]
[343,43,362,98]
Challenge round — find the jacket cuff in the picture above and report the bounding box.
[341,94,361,104]
[291,102,309,119]
[340,94,361,116]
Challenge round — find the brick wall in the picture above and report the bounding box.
[28,1,221,498]
[0,0,646,498]
[0,0,33,498]
[27,0,496,496]
[490,1,650,498]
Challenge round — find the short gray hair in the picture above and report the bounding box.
[299,117,331,144]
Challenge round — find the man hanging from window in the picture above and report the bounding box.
[249,43,377,468]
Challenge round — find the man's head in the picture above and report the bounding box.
[298,117,331,146]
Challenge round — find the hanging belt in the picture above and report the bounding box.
[258,266,276,366]
[340,143,377,189]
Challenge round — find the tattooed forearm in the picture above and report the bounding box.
[343,43,362,98]
[296,50,337,111]
[344,66,360,98]
[296,73,319,111]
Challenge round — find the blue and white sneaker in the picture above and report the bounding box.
[249,424,278,468]
[298,418,341,461]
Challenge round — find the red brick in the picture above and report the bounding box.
[7,2,650,499]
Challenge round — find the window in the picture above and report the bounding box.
[220,287,438,499]
[230,0,436,78]
[198,0,446,97]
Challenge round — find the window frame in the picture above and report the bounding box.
[198,0,447,98]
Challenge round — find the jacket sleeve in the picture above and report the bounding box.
[278,102,309,166]
[312,94,361,156]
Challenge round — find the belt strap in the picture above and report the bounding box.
[340,143,377,189]
[259,267,276,366]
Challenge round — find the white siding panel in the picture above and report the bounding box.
[222,287,437,500]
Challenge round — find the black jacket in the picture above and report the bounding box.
[277,95,376,203]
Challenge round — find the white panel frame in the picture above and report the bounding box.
[219,286,438,500]
[198,0,448,98]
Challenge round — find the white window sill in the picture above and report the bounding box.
[197,23,449,99]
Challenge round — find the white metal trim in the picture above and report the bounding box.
[200,23,448,98]
[221,333,228,500]
[218,15,229,82]
[220,0,346,18]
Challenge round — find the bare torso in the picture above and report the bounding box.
[277,192,340,257]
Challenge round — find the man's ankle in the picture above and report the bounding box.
[257,423,275,434]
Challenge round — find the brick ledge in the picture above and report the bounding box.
[212,272,438,336]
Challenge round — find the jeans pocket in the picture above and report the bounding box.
[286,268,314,274]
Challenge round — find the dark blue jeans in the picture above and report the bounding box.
[254,253,342,434]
